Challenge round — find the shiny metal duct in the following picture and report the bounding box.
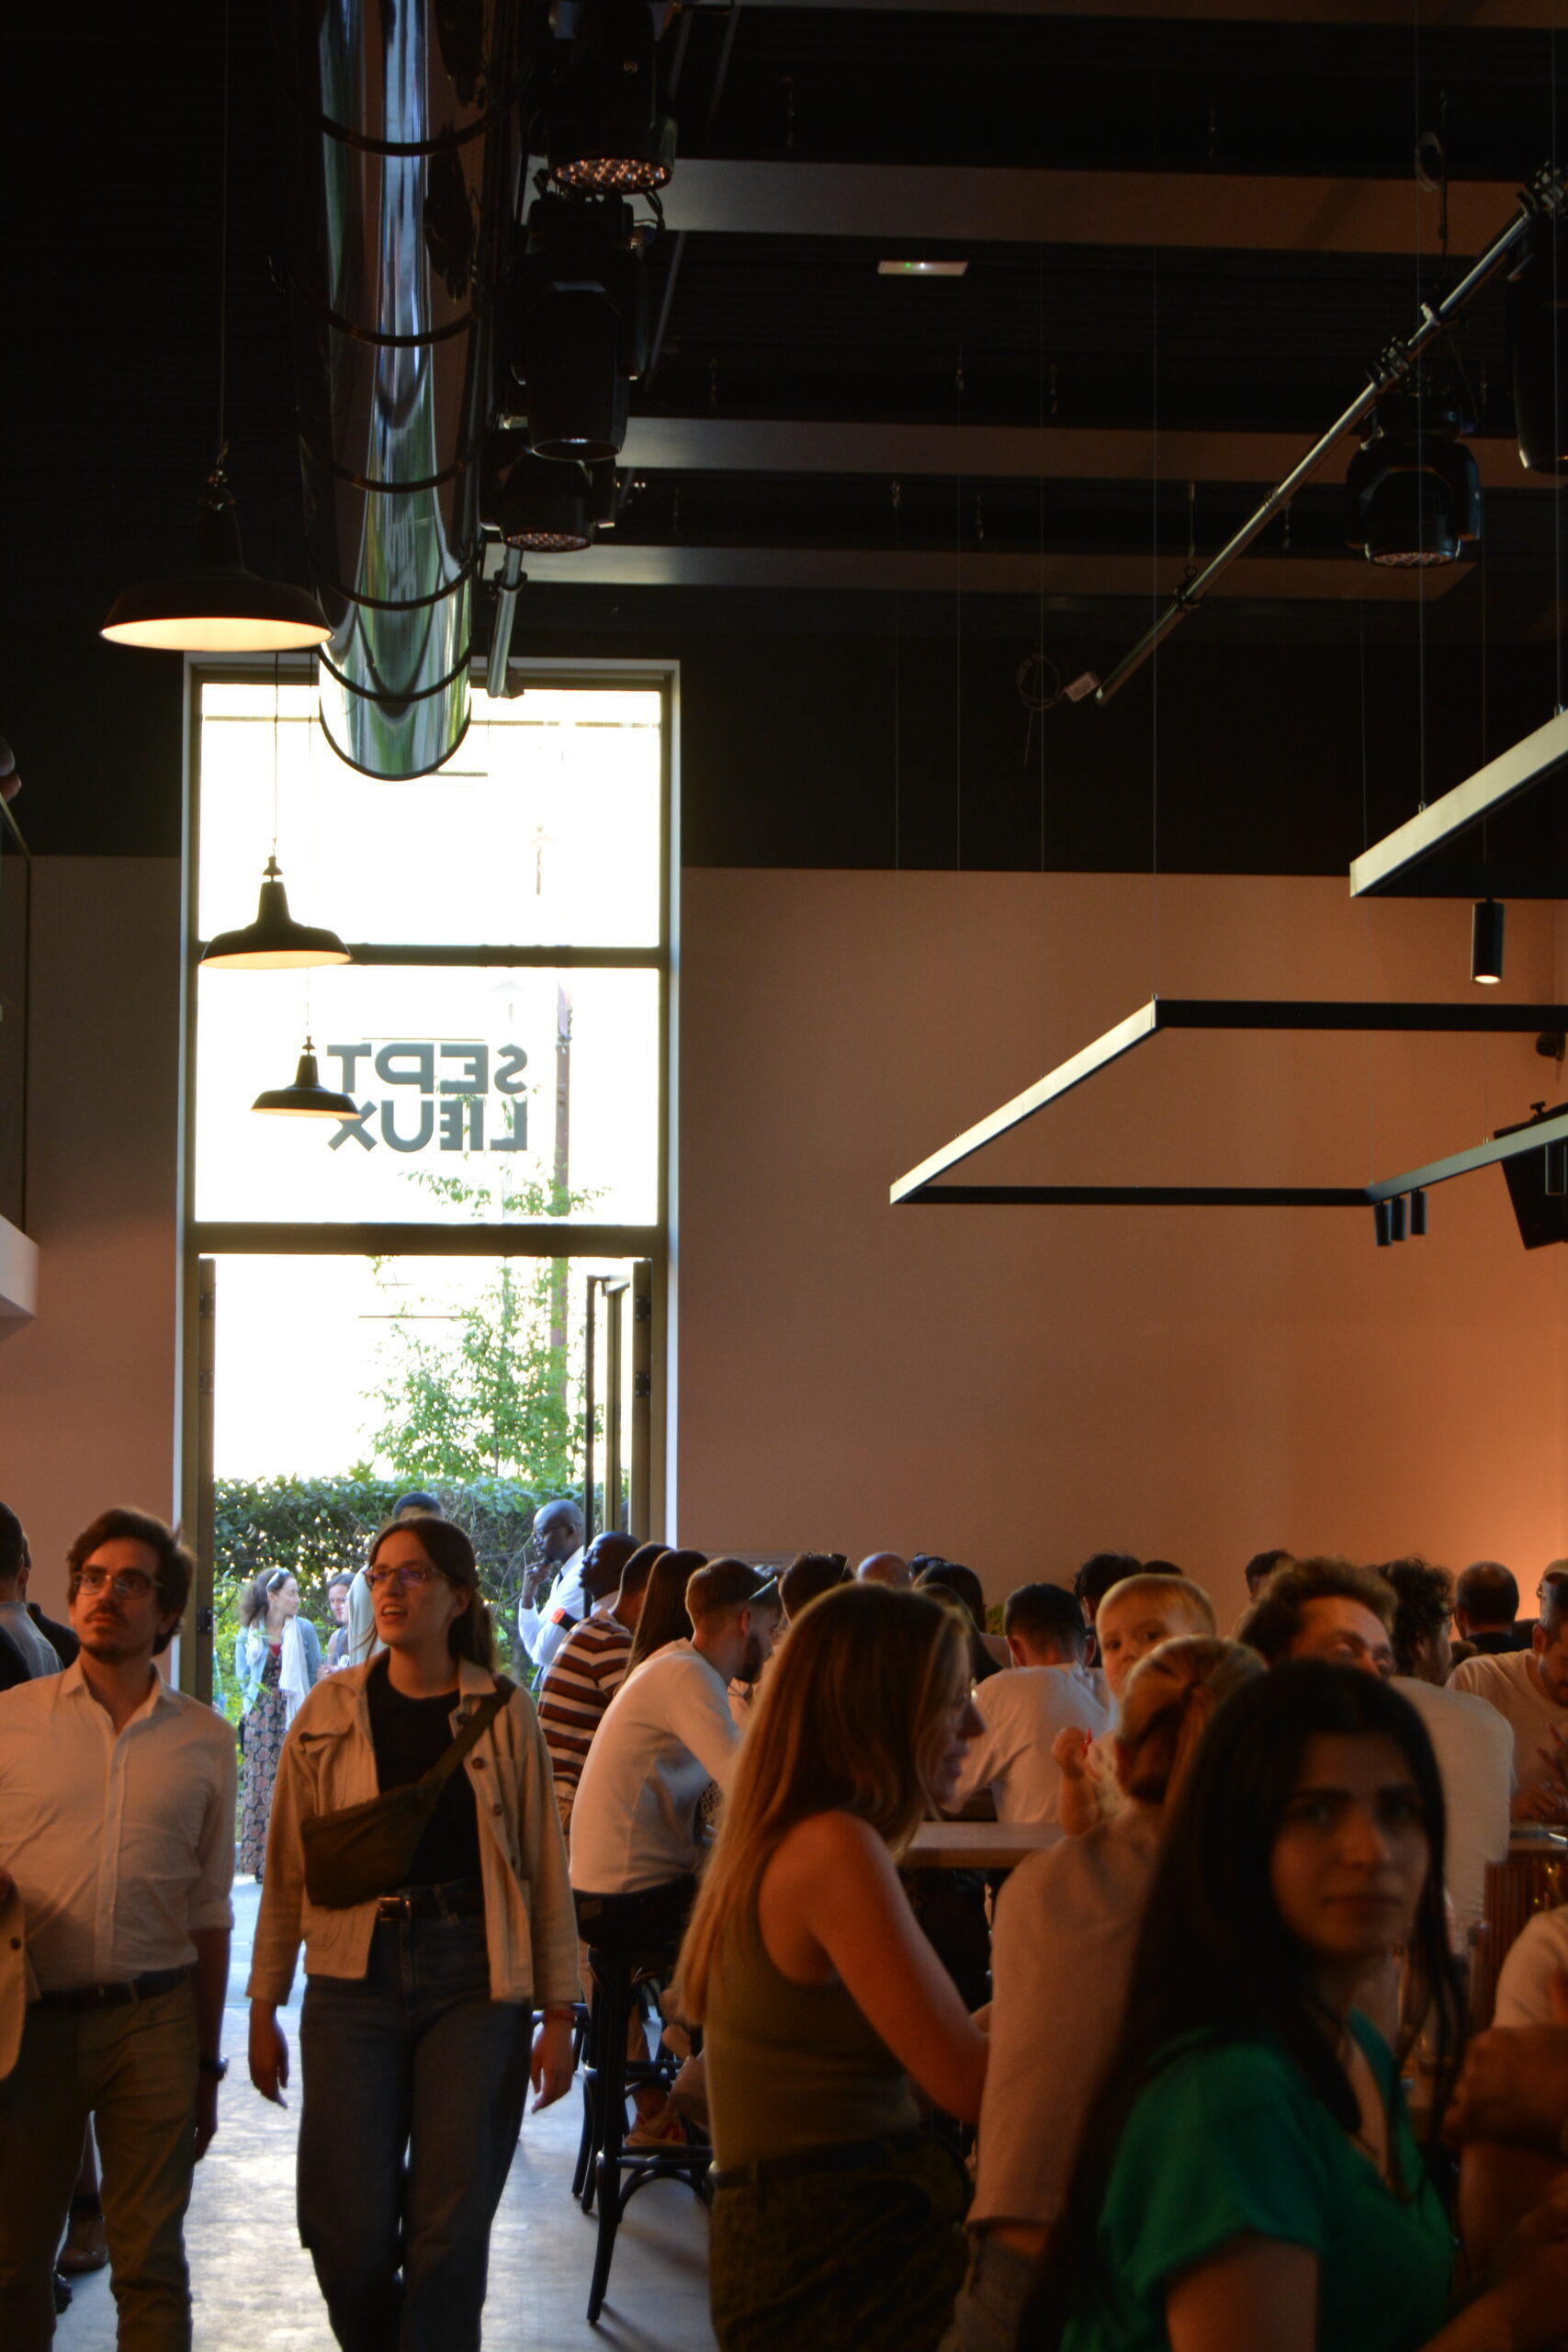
[277,1,521,779]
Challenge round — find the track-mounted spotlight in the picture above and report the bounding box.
[547,0,676,197]
[513,192,649,463]
[1389,1194,1407,1241]
[1508,209,1568,477]
[1472,898,1506,985]
[1409,1187,1427,1235]
[495,451,594,552]
[1373,1200,1393,1247]
[1343,394,1481,569]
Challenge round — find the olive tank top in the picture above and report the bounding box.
[703,1879,921,2168]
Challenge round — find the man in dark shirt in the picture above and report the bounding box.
[1455,1561,1533,1655]
[0,1502,70,1690]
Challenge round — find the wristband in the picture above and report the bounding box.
[541,2005,577,2023]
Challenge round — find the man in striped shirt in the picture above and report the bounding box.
[538,1539,657,1830]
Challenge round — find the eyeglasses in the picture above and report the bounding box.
[367,1564,436,1590]
[73,1568,156,1600]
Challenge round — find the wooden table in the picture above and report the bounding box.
[905,1821,1063,1870]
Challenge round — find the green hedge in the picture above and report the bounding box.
[209,1473,583,1716]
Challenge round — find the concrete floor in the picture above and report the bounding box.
[57,1884,717,2352]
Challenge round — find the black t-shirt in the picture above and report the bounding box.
[365,1656,483,1890]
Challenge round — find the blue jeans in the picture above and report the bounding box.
[297,1902,534,2352]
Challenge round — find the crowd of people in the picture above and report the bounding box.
[3,1500,1568,2352]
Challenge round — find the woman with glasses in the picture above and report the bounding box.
[245,1513,580,2352]
[236,1569,321,1882]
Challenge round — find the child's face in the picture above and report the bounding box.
[1097,1598,1198,1701]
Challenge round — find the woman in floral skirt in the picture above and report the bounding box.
[237,1569,321,1878]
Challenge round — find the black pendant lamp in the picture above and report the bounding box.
[202,856,349,970]
[1472,898,1506,985]
[102,461,333,653]
[253,1038,358,1119]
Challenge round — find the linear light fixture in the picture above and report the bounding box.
[877,259,967,276]
[1349,709,1568,899]
[889,997,1568,1221]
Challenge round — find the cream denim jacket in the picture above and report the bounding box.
[246,1657,581,2010]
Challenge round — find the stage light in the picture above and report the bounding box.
[1472,898,1506,985]
[496,451,594,552]
[1343,394,1481,569]
[513,192,649,463]
[547,0,676,196]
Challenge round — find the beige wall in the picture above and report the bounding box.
[7,856,1568,1639]
[674,870,1568,1628]
[0,859,183,1616]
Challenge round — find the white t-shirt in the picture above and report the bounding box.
[1449,1649,1565,1797]
[949,1665,1109,1826]
[519,1548,586,1675]
[1392,1676,1513,1928]
[1494,1905,1568,2027]
[570,1639,741,1895]
[973,1804,1161,2229]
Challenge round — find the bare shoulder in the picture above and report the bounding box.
[773,1809,894,1881]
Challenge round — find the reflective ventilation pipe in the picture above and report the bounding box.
[277,0,521,779]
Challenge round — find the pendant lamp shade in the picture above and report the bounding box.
[201,858,350,970]
[102,468,333,652]
[253,1039,359,1119]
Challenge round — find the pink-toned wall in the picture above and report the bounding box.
[673,870,1568,1629]
[0,859,184,1618]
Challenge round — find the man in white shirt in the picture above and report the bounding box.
[0,1507,236,2350]
[1450,1579,1568,1822]
[948,1582,1108,1826]
[516,1498,588,1676]
[570,1558,781,1949]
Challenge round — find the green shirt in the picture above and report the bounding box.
[1062,2015,1452,2352]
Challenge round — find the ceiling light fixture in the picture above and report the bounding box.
[103,461,333,651]
[201,855,350,969]
[514,192,649,462]
[877,260,968,277]
[496,450,594,552]
[1509,209,1568,475]
[1471,898,1506,984]
[1343,392,1481,569]
[547,0,676,196]
[102,0,330,653]
[252,1038,358,1120]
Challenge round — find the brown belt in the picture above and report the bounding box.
[37,1966,194,2013]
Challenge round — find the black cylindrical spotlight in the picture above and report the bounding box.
[495,451,593,552]
[1343,393,1481,569]
[514,193,649,463]
[1546,1139,1568,1197]
[1472,897,1506,986]
[1409,1187,1427,1236]
[1389,1194,1407,1242]
[1508,210,1568,478]
[547,0,677,196]
[1373,1200,1393,1248]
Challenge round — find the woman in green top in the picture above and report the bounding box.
[1022,1660,1568,2352]
[676,1579,989,2352]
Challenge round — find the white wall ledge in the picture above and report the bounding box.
[0,1215,39,1319]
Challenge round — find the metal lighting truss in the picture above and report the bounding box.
[889,998,1568,1238]
[1090,160,1568,708]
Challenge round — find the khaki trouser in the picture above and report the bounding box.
[0,1981,197,2352]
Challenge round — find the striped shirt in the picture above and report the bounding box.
[537,1613,634,1820]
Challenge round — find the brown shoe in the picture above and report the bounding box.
[59,2205,108,2275]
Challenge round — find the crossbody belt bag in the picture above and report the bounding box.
[300,1676,516,1911]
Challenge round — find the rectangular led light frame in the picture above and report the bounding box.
[1349,709,1568,899]
[890,996,1568,1212]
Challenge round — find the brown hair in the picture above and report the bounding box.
[367,1514,494,1670]
[674,1584,969,2021]
[67,1507,194,1656]
[1236,1554,1393,1663]
[627,1548,706,1670]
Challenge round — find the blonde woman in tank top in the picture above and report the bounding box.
[675,1580,987,2352]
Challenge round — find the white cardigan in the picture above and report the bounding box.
[247,1656,581,2011]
